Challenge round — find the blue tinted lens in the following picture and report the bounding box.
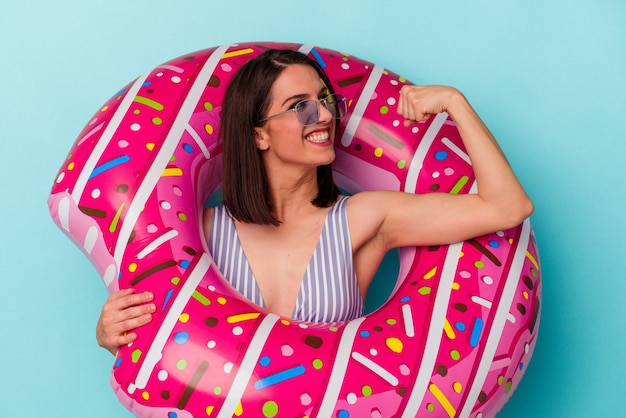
[295,100,319,126]
[294,94,347,126]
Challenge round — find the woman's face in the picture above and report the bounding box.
[257,64,337,170]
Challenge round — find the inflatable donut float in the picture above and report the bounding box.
[48,42,541,417]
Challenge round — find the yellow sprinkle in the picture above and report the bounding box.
[424,266,437,280]
[453,382,463,394]
[385,337,403,353]
[101,105,109,112]
[142,391,150,401]
[452,282,460,290]
[67,162,75,170]
[217,297,227,305]
[128,262,137,273]
[205,124,214,135]
[526,251,539,270]
[162,167,183,177]
[234,401,243,416]
[227,312,260,323]
[523,291,529,300]
[429,383,456,418]
[179,313,190,323]
[222,48,254,59]
[146,142,155,151]
[374,147,383,157]
[206,405,214,416]
[281,319,290,326]
[443,319,456,340]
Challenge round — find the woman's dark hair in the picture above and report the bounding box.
[220,49,340,225]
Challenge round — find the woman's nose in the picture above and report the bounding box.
[317,100,333,123]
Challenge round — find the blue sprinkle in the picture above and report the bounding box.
[520,362,524,371]
[259,356,271,367]
[142,81,153,87]
[254,365,306,390]
[488,240,500,248]
[111,88,127,98]
[310,48,327,68]
[179,260,190,269]
[470,317,484,347]
[115,357,122,368]
[89,155,130,179]
[455,322,466,332]
[360,331,371,338]
[182,143,193,153]
[338,410,350,418]
[162,289,174,312]
[174,331,189,344]
[400,296,410,303]
[434,150,448,161]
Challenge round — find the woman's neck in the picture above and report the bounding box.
[266,167,319,222]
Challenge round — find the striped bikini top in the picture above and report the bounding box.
[208,196,363,323]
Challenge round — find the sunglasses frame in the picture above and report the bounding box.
[259,93,347,126]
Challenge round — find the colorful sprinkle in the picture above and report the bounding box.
[435,150,448,160]
[262,400,279,417]
[429,383,456,417]
[227,312,261,323]
[450,175,469,194]
[254,365,306,390]
[281,344,294,356]
[385,337,403,353]
[163,167,183,177]
[470,317,484,347]
[131,349,142,363]
[134,95,164,111]
[89,155,130,179]
[174,332,189,344]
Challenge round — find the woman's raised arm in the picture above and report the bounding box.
[350,85,533,251]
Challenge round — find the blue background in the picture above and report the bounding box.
[1,1,624,416]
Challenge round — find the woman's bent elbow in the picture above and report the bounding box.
[505,197,534,229]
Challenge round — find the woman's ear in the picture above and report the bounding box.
[254,128,269,150]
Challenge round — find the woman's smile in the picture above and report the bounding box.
[305,129,331,144]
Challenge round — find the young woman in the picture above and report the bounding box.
[96,49,533,355]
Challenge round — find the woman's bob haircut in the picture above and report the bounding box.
[220,49,341,225]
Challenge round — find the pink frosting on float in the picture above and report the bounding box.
[48,42,541,417]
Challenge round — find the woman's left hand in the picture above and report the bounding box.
[397,85,461,125]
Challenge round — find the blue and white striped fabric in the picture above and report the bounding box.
[209,196,363,322]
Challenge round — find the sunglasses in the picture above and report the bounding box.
[259,93,348,126]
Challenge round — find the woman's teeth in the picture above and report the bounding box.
[306,131,329,143]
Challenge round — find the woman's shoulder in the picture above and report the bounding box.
[346,190,398,209]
